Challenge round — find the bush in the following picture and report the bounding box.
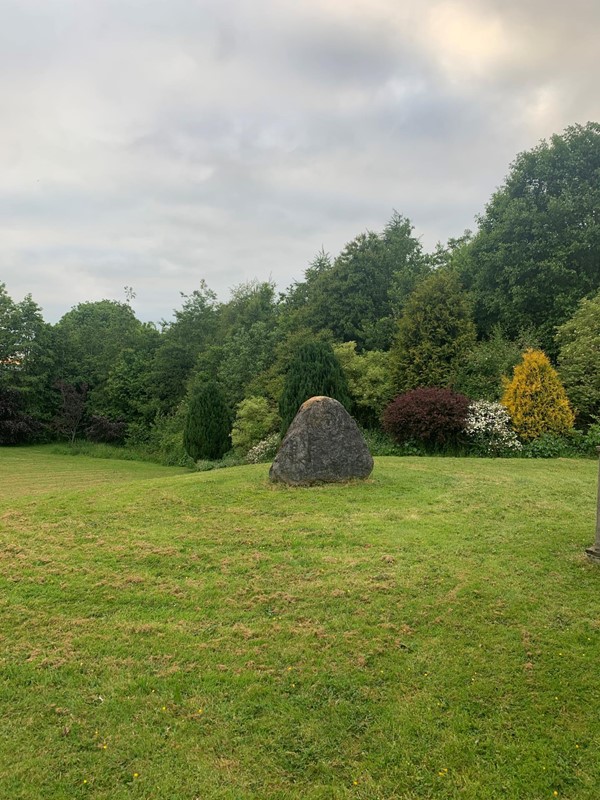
[0,386,43,445]
[333,342,395,427]
[85,415,127,444]
[183,380,231,461]
[360,427,425,457]
[124,420,153,448]
[520,433,575,459]
[501,349,575,441]
[149,407,196,468]
[245,433,281,464]
[533,426,600,458]
[231,396,279,455]
[49,441,151,463]
[454,328,524,401]
[382,387,470,450]
[581,422,600,454]
[195,452,245,472]
[464,400,522,456]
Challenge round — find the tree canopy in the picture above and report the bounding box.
[557,291,600,423]
[3,121,600,455]
[292,213,428,351]
[459,122,600,355]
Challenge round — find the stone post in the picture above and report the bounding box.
[585,447,600,562]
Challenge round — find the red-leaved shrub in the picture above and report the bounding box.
[0,386,43,445]
[382,387,470,448]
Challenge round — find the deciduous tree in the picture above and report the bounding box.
[0,386,42,445]
[459,122,600,354]
[289,213,428,350]
[333,341,394,427]
[231,396,279,455]
[53,381,88,444]
[152,283,219,413]
[54,300,145,415]
[557,291,600,423]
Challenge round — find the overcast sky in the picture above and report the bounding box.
[1,0,599,323]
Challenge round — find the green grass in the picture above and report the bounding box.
[1,448,600,799]
[1,445,189,500]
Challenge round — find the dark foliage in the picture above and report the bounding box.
[184,380,231,461]
[279,341,352,432]
[0,386,43,445]
[85,415,127,444]
[382,387,470,449]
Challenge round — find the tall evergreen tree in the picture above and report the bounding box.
[391,270,476,393]
[454,327,526,401]
[183,380,231,460]
[279,341,351,432]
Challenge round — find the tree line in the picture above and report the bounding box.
[2,122,600,462]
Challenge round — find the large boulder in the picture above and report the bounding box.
[269,396,374,485]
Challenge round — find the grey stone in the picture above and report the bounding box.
[269,396,374,486]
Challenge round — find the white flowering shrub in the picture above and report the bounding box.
[245,433,280,464]
[464,400,522,456]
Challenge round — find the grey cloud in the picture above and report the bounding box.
[273,22,416,87]
[1,0,599,323]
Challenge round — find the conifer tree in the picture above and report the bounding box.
[183,380,230,460]
[391,269,476,393]
[501,349,574,441]
[279,341,351,432]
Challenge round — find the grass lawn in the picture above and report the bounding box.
[1,448,600,799]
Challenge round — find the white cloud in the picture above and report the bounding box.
[0,0,598,321]
[423,1,513,82]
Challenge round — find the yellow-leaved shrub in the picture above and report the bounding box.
[501,349,574,441]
